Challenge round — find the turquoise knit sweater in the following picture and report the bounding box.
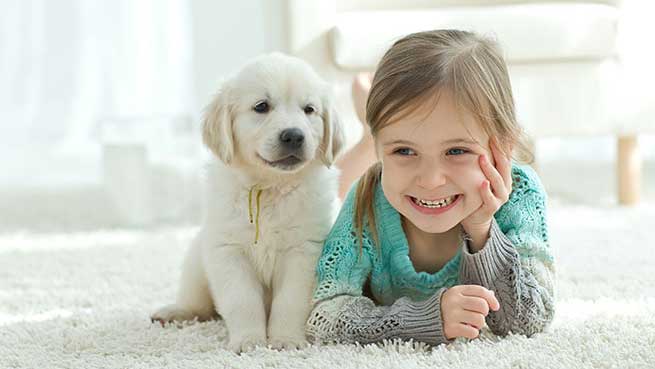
[308,164,554,343]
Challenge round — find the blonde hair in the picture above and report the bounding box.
[353,29,534,251]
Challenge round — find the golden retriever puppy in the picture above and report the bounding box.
[151,53,344,353]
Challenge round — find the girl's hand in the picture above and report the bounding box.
[461,138,513,252]
[441,285,500,340]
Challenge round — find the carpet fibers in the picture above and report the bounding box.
[1,203,655,368]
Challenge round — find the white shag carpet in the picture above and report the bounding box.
[2,202,655,369]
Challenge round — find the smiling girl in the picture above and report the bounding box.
[306,29,555,346]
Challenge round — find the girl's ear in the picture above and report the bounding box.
[202,85,234,164]
[319,95,345,168]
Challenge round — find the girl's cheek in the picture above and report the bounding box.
[449,160,487,188]
[447,163,484,215]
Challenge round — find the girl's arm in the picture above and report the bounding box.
[459,182,555,337]
[307,190,450,346]
[306,289,449,346]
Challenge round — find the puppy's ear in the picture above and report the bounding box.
[202,86,234,164]
[319,96,345,168]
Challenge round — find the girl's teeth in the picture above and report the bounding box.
[413,195,457,208]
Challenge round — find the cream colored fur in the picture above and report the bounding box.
[151,53,344,353]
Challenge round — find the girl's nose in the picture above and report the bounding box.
[416,159,447,190]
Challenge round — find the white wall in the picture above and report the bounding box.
[190,0,288,113]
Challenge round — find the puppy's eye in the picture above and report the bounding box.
[253,101,270,114]
[303,105,316,114]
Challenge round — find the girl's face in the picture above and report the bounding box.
[377,89,493,234]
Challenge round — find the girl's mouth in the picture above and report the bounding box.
[407,194,461,215]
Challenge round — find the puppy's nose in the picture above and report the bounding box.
[279,128,305,150]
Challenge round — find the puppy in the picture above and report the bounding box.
[151,53,344,353]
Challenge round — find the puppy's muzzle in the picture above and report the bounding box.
[279,128,305,151]
[257,128,307,170]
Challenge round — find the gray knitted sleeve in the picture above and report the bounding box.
[306,289,450,346]
[459,219,555,337]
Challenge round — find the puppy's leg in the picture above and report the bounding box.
[268,245,321,350]
[204,244,267,353]
[151,237,215,325]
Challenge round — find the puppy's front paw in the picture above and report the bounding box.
[268,335,309,350]
[151,304,196,326]
[227,336,267,354]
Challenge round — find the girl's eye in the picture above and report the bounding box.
[303,104,316,114]
[394,147,416,156]
[253,101,270,113]
[446,148,469,156]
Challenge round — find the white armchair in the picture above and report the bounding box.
[287,0,649,205]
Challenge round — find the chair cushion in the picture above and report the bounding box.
[330,2,619,69]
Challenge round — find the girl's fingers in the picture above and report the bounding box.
[460,285,500,311]
[453,323,480,340]
[490,138,513,194]
[479,155,508,202]
[461,296,490,316]
[487,292,500,311]
[461,311,486,330]
[479,180,497,214]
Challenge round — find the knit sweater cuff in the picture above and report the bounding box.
[397,288,450,346]
[460,218,519,286]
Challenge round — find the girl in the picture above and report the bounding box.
[306,29,555,346]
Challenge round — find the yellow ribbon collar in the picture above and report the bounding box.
[247,185,263,244]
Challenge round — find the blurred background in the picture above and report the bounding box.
[1,0,653,233]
